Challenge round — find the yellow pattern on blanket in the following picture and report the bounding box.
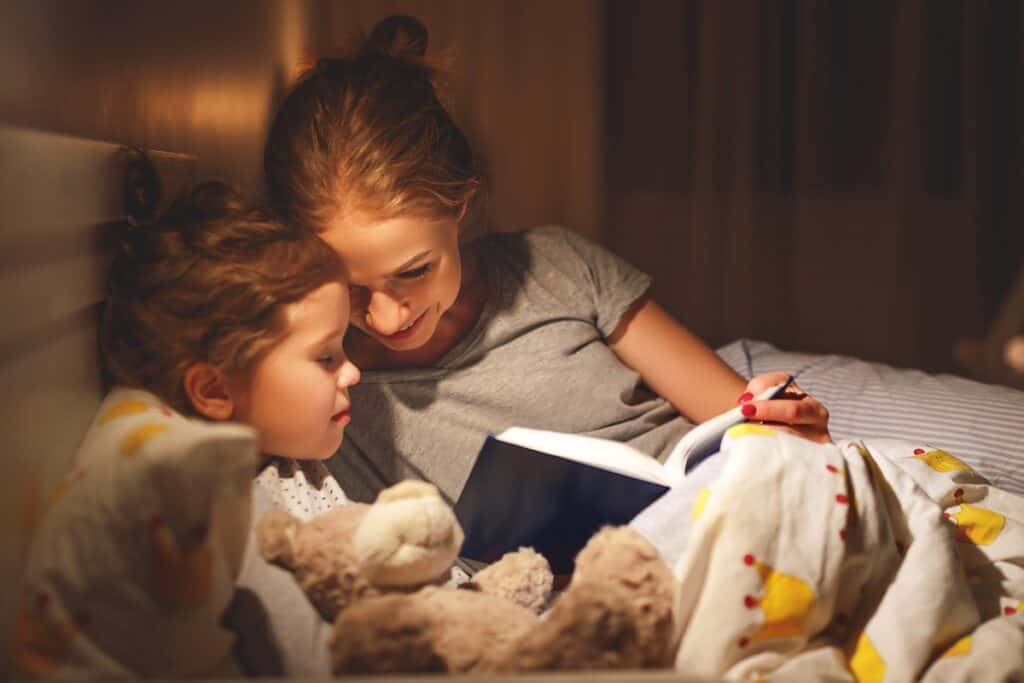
[669,429,1024,682]
[950,503,1006,546]
[746,556,814,642]
[913,448,971,473]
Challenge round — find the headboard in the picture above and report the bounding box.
[0,125,196,672]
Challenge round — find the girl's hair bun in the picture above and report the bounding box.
[366,15,428,59]
[182,180,245,220]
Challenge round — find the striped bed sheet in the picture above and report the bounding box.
[716,338,1024,495]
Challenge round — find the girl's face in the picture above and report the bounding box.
[231,281,361,460]
[322,213,463,354]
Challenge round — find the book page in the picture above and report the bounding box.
[496,427,671,485]
[663,376,794,475]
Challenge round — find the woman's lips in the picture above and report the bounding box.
[383,310,425,341]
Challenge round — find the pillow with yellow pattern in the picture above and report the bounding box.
[12,387,260,678]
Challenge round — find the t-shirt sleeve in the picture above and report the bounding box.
[531,225,652,337]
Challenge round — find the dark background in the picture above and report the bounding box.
[2,0,1021,380]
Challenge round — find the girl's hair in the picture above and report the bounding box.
[101,181,344,415]
[264,14,478,231]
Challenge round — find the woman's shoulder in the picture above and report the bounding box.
[474,225,597,269]
[475,224,587,246]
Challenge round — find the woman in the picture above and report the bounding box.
[263,15,829,503]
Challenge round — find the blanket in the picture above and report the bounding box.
[670,426,1024,681]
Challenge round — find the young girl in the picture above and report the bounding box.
[101,181,361,674]
[103,180,360,488]
[263,15,830,505]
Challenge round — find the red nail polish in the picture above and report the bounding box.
[737,392,753,404]
[741,403,756,418]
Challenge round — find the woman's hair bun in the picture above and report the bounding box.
[367,15,428,59]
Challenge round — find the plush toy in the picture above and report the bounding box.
[257,480,678,675]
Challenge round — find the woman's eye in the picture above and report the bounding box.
[397,263,432,280]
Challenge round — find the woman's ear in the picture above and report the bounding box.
[183,363,235,421]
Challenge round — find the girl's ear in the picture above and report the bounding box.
[183,363,236,421]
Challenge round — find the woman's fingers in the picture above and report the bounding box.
[751,396,828,426]
[739,371,791,400]
[738,376,831,443]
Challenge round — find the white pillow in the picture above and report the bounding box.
[12,387,259,678]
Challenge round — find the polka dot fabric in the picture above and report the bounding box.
[13,387,260,678]
[254,457,348,521]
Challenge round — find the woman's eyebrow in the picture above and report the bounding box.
[390,250,432,274]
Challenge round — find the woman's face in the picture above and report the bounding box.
[321,213,463,353]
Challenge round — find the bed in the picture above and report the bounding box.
[3,124,1023,680]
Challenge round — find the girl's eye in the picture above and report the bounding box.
[397,263,432,280]
[317,355,334,366]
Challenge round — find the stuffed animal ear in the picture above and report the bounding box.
[256,509,301,569]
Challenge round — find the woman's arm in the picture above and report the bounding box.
[607,296,746,423]
[608,296,830,442]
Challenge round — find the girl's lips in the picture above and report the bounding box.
[383,310,425,341]
[331,409,350,424]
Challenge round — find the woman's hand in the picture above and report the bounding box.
[737,371,831,444]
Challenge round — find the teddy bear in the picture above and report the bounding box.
[257,479,678,675]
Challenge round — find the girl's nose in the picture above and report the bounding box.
[337,359,360,389]
[365,290,407,335]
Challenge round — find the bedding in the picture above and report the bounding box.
[13,388,259,678]
[14,340,1024,680]
[224,340,1024,679]
[662,426,1024,680]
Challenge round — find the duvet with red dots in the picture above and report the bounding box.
[670,426,1024,681]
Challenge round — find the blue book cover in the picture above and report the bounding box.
[453,377,793,574]
[454,431,671,575]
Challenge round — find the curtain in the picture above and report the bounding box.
[605,0,1024,375]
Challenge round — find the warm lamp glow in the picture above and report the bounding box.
[1005,335,1024,373]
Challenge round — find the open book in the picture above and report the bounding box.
[453,376,793,574]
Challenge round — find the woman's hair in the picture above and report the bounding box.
[101,181,344,415]
[264,14,478,231]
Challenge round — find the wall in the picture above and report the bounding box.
[0,0,605,234]
[0,1,314,197]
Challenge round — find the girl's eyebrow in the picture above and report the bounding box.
[390,250,432,275]
[312,328,347,349]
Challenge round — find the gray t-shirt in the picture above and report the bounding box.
[329,225,694,504]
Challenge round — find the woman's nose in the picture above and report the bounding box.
[364,290,406,335]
